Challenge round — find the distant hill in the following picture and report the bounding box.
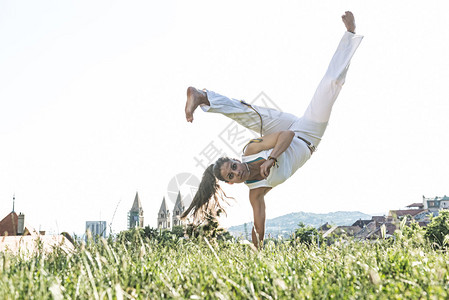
[227,211,372,238]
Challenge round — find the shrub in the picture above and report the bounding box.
[292,222,324,246]
[402,219,424,239]
[425,210,449,248]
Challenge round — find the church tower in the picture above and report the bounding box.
[172,192,185,227]
[157,197,171,229]
[128,192,144,229]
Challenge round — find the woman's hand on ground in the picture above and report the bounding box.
[259,160,274,179]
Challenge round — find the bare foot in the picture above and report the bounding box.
[342,11,356,33]
[185,87,208,122]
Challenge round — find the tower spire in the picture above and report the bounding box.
[128,192,144,229]
[12,194,15,213]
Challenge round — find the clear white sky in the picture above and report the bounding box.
[1,1,448,236]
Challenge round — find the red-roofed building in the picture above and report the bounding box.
[0,212,18,236]
[0,211,35,236]
[406,203,424,209]
[0,210,74,255]
[388,209,426,219]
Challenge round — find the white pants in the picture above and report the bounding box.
[202,32,363,149]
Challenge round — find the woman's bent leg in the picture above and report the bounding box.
[202,90,299,136]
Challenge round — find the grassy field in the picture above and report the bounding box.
[1,227,449,300]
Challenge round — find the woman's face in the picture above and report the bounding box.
[219,159,250,184]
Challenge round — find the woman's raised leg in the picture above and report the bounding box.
[302,12,363,123]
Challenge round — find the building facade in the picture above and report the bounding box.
[423,195,449,212]
[85,221,107,238]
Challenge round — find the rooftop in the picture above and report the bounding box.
[389,209,425,217]
[406,203,424,208]
[0,212,18,236]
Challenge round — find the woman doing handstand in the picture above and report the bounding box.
[182,11,363,248]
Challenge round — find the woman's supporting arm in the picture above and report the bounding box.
[249,187,271,249]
